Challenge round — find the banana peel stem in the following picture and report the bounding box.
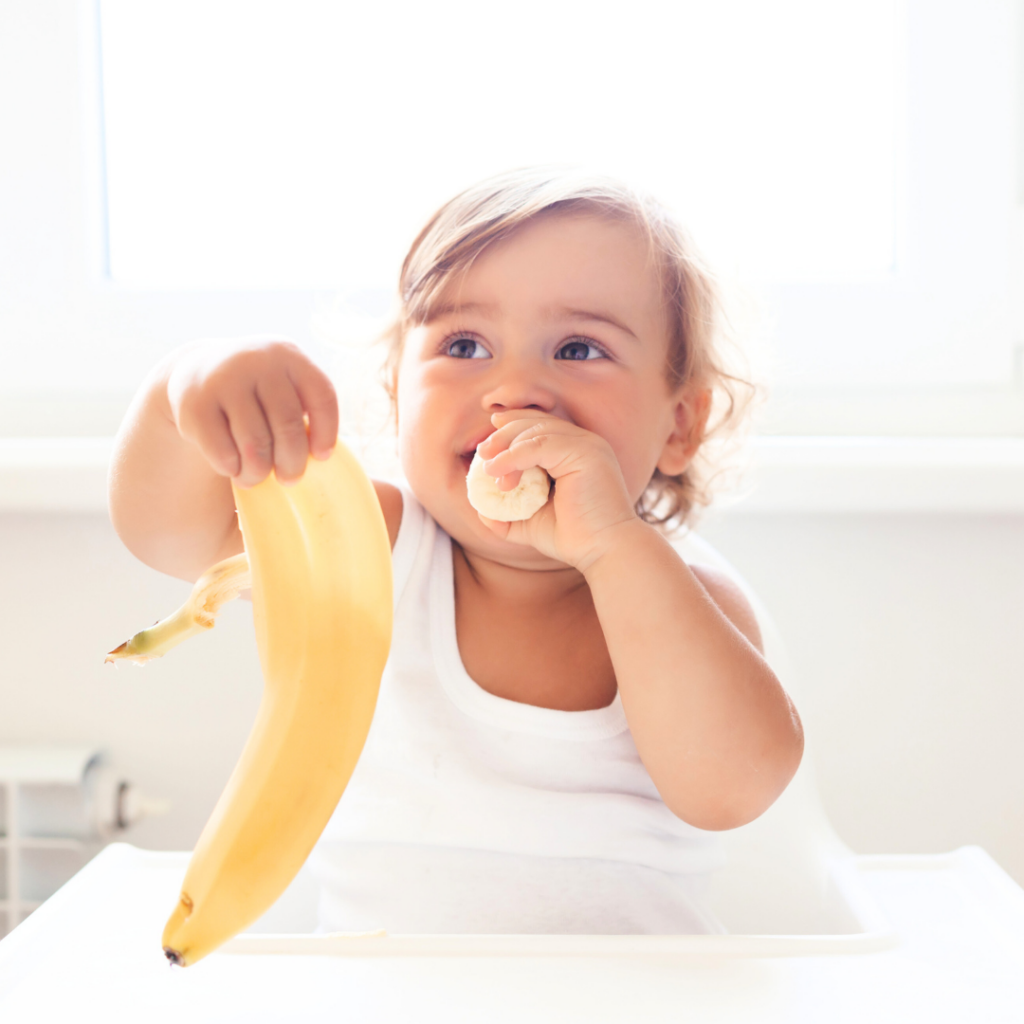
[106,553,252,665]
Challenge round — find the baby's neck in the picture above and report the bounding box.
[451,542,617,711]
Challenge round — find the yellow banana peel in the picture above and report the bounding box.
[105,553,252,664]
[108,441,393,966]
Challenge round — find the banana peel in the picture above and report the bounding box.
[106,553,252,664]
[106,441,393,966]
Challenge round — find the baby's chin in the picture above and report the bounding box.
[448,507,570,572]
[456,532,568,572]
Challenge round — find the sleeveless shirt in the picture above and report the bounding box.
[307,485,725,934]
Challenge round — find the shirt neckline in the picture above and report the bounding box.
[430,528,629,741]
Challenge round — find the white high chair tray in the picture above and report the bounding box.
[1,844,1022,1022]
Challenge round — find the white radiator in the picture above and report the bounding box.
[0,745,165,936]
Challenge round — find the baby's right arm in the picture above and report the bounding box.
[108,337,340,583]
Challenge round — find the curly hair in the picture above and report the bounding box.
[377,166,757,532]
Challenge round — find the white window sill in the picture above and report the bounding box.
[3,436,1024,515]
[0,438,114,513]
[718,437,1024,514]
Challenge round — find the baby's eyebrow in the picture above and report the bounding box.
[428,300,497,320]
[429,300,638,341]
[554,307,638,341]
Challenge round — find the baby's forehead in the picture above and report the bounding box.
[419,217,667,324]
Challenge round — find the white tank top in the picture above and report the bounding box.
[308,485,724,934]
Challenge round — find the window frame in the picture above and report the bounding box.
[5,0,1023,440]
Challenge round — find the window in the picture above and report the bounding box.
[3,1,1018,436]
[100,0,898,291]
[98,0,1023,434]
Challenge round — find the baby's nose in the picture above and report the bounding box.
[482,364,557,413]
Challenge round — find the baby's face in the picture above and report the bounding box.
[396,211,692,567]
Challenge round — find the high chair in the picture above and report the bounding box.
[1,535,1021,1021]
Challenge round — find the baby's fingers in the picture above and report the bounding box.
[257,376,311,484]
[176,401,241,479]
[483,429,564,479]
[497,469,524,491]
[224,394,275,488]
[290,361,338,461]
[477,417,548,459]
[476,512,511,540]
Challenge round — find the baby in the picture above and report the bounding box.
[109,168,803,935]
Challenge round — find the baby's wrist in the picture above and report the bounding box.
[577,516,654,578]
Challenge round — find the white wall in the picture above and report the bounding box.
[700,510,1024,884]
[0,511,263,852]
[1,506,1022,887]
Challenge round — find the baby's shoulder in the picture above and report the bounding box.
[372,480,404,550]
[688,562,763,653]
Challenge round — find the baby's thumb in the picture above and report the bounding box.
[477,513,511,541]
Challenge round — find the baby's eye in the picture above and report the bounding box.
[555,338,606,361]
[445,336,490,359]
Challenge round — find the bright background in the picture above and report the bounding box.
[3,0,1024,430]
[1,0,1023,899]
[101,0,898,289]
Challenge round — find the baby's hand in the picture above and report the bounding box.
[165,337,338,487]
[474,411,639,571]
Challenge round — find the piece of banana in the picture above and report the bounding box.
[110,442,393,967]
[466,449,551,522]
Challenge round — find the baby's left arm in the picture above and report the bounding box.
[477,412,803,832]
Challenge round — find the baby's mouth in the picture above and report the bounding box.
[459,431,494,475]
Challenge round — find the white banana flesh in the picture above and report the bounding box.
[466,449,551,521]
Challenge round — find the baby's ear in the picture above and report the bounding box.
[656,385,712,477]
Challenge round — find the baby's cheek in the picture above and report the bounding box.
[618,447,662,503]
[395,423,454,511]
[397,431,429,490]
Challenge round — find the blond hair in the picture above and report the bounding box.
[378,167,756,531]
